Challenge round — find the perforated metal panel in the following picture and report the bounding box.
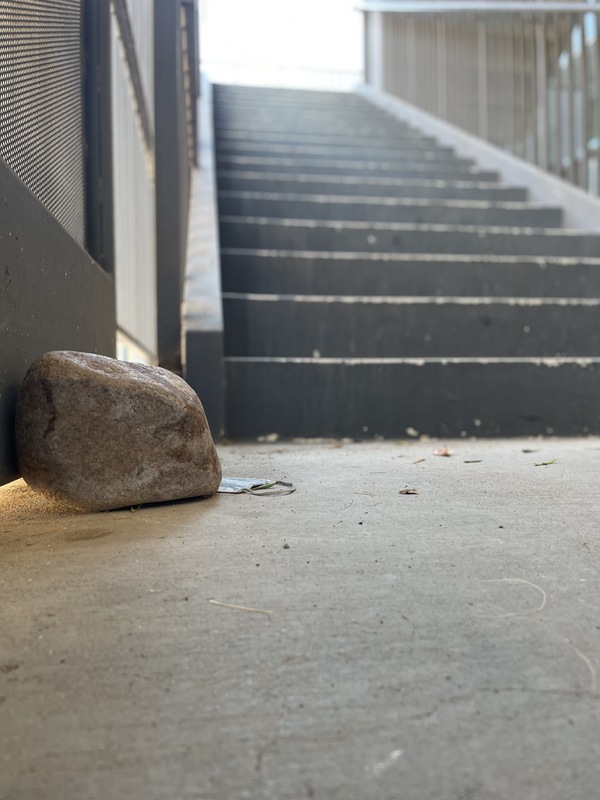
[0,0,85,245]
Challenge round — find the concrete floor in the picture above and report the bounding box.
[1,438,600,800]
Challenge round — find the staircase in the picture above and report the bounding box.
[213,84,600,439]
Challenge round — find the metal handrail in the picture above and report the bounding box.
[361,0,600,196]
[356,1,600,12]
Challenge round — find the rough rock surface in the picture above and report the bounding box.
[15,351,222,511]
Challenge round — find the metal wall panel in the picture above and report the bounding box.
[110,9,157,356]
[125,0,155,124]
[0,0,85,245]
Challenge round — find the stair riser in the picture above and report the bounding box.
[219,219,600,258]
[223,297,600,358]
[216,144,458,162]
[216,157,489,179]
[221,253,600,298]
[217,173,528,201]
[216,129,439,148]
[214,115,411,129]
[225,360,600,438]
[218,196,562,228]
[213,122,440,137]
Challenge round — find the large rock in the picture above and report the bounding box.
[15,351,222,511]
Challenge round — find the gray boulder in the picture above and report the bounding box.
[16,351,221,511]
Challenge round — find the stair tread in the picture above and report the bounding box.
[217,169,515,189]
[225,355,600,364]
[217,190,557,211]
[211,84,600,437]
[221,247,600,264]
[222,292,600,305]
[220,215,596,236]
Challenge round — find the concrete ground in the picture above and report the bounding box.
[1,438,600,800]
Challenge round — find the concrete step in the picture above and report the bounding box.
[213,92,370,106]
[213,118,422,137]
[212,85,600,440]
[213,101,407,117]
[214,86,366,104]
[218,191,563,227]
[222,293,600,358]
[215,128,440,148]
[220,249,600,298]
[216,170,529,201]
[224,357,600,437]
[216,128,438,149]
[215,140,459,162]
[219,216,600,258]
[215,155,497,180]
[213,120,437,138]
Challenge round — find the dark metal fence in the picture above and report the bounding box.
[0,1,86,245]
[155,0,200,371]
[0,0,199,485]
[359,1,600,196]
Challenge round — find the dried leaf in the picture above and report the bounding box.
[413,458,426,464]
[399,488,419,495]
[535,459,557,467]
[434,447,452,457]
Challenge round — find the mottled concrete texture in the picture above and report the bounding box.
[1,440,600,800]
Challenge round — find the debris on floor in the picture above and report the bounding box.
[218,477,296,495]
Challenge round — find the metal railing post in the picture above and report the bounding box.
[477,18,488,140]
[356,1,600,198]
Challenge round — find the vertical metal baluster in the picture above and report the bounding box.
[447,19,454,124]
[429,17,436,114]
[400,14,407,100]
[517,14,527,158]
[389,13,396,98]
[469,17,477,135]
[478,16,488,141]
[500,17,508,150]
[462,18,469,131]
[437,15,447,121]
[524,14,535,163]
[385,13,393,97]
[448,18,456,125]
[577,12,589,189]
[489,18,499,146]
[508,14,516,154]
[567,13,578,185]
[513,14,522,156]
[546,14,561,175]
[534,16,548,170]
[585,9,600,195]
[419,17,427,111]
[457,19,465,129]
[407,15,416,105]
[559,14,574,182]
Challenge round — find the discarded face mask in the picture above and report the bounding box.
[218,477,296,496]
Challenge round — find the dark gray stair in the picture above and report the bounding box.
[224,359,600,438]
[218,191,563,227]
[216,154,496,180]
[212,84,600,438]
[219,217,600,258]
[221,250,600,298]
[223,294,600,358]
[216,128,441,148]
[215,140,456,159]
[217,170,529,201]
